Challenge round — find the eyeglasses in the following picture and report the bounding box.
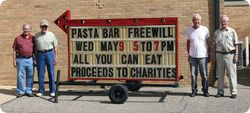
[41,25,48,28]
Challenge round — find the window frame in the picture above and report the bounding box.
[224,0,249,6]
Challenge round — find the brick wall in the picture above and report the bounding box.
[224,5,250,42]
[0,0,218,86]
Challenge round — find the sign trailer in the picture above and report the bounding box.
[53,10,182,103]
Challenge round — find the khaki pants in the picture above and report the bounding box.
[216,53,237,95]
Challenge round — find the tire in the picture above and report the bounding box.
[109,84,128,104]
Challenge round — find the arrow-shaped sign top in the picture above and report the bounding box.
[54,10,70,33]
[54,10,178,34]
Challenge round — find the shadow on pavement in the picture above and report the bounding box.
[42,90,189,104]
[0,88,16,96]
[237,67,250,87]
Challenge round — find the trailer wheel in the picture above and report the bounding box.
[109,84,128,104]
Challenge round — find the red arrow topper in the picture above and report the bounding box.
[54,10,71,33]
[54,10,178,34]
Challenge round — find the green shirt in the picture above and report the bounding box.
[35,31,58,50]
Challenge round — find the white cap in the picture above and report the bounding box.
[40,19,49,26]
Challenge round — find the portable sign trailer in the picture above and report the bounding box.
[53,10,183,103]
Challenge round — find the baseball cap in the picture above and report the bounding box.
[40,19,49,26]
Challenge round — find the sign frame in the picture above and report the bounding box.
[54,10,179,82]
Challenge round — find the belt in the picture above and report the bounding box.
[38,49,53,53]
[216,50,235,54]
[16,55,32,59]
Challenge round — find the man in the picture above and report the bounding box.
[12,24,35,98]
[185,14,210,97]
[214,15,238,99]
[35,19,58,97]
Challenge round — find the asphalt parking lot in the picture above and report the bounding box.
[0,67,250,113]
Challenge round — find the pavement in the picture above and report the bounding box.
[0,67,249,113]
[0,85,16,105]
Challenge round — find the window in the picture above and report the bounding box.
[225,0,244,1]
[224,0,249,6]
[225,0,246,1]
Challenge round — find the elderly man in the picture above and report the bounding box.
[35,19,58,97]
[12,24,35,98]
[185,14,210,97]
[214,15,238,99]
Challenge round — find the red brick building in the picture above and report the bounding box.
[0,0,249,86]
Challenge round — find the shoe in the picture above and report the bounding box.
[26,93,34,97]
[50,93,55,97]
[203,93,210,97]
[36,93,43,97]
[16,93,24,98]
[189,92,197,97]
[230,94,237,99]
[215,93,224,98]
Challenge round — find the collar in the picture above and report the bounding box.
[41,31,47,34]
[21,33,32,39]
[192,25,200,29]
[220,27,229,31]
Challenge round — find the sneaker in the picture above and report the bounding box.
[215,93,224,98]
[203,93,210,97]
[50,93,55,97]
[36,93,43,97]
[26,93,34,97]
[230,94,237,99]
[16,93,24,98]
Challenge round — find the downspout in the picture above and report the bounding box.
[214,0,220,31]
[211,0,220,86]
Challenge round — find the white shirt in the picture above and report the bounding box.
[185,25,209,58]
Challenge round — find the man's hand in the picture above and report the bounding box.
[54,57,57,65]
[233,54,238,63]
[13,50,17,68]
[13,60,16,68]
[33,59,37,66]
[188,55,191,63]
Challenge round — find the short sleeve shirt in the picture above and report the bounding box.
[185,25,209,58]
[35,31,58,50]
[213,27,238,52]
[12,34,34,57]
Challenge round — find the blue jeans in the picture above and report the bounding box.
[16,57,34,94]
[189,56,209,93]
[37,50,55,94]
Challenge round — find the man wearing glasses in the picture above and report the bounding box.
[35,19,58,97]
